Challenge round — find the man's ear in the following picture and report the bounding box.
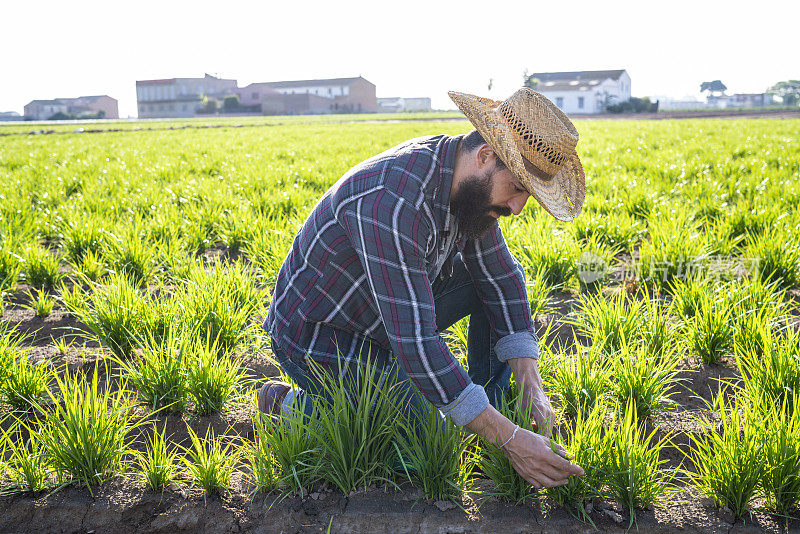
[475,143,497,170]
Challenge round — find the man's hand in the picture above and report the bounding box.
[508,357,555,437]
[466,404,584,489]
[502,427,584,489]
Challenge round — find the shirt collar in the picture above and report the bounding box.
[436,134,463,235]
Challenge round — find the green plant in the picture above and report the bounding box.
[116,327,190,413]
[23,289,55,317]
[603,400,675,527]
[135,423,180,491]
[246,411,280,495]
[638,215,709,291]
[611,343,682,420]
[526,267,557,318]
[310,358,404,494]
[684,388,765,519]
[746,230,800,289]
[0,247,21,291]
[57,282,88,318]
[0,424,52,494]
[549,346,611,418]
[684,294,733,365]
[186,339,245,415]
[545,401,607,523]
[394,406,476,502]
[757,394,800,514]
[576,291,643,356]
[0,352,54,412]
[255,399,323,496]
[75,249,107,282]
[34,363,143,493]
[478,386,542,503]
[669,277,713,322]
[66,272,149,358]
[103,230,157,286]
[60,217,104,263]
[736,327,800,414]
[22,245,62,290]
[177,261,267,354]
[181,426,238,497]
[51,335,72,357]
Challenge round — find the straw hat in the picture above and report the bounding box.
[449,88,585,221]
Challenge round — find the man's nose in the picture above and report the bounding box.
[508,193,530,216]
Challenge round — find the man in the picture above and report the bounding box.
[260,88,586,489]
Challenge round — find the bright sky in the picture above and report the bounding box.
[2,0,797,118]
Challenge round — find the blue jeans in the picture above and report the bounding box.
[270,254,511,423]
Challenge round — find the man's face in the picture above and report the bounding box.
[450,161,530,240]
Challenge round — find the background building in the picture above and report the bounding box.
[136,74,237,118]
[259,76,377,115]
[0,111,23,121]
[23,95,118,120]
[377,97,432,113]
[527,70,631,114]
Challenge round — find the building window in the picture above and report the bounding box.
[556,97,564,108]
[328,88,332,95]
[578,97,584,109]
[182,104,187,111]
[169,104,174,111]
[252,92,259,99]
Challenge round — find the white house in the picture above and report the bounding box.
[529,70,631,114]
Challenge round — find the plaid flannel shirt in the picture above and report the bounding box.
[264,134,539,426]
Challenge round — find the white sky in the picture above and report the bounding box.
[1,0,797,118]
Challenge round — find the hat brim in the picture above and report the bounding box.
[449,91,585,222]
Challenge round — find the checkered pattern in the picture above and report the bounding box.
[264,134,536,409]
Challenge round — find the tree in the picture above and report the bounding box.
[767,80,800,106]
[223,94,240,111]
[202,97,218,114]
[700,80,727,96]
[522,70,540,89]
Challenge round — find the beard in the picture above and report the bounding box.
[450,167,512,240]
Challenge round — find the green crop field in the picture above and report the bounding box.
[1,115,799,531]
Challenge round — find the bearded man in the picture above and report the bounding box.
[259,88,586,489]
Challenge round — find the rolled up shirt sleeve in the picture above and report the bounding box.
[338,187,488,426]
[462,223,540,361]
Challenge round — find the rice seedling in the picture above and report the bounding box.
[572,210,644,254]
[638,214,710,291]
[23,289,56,317]
[135,423,180,491]
[684,387,765,520]
[394,406,476,502]
[546,401,607,523]
[177,261,267,353]
[746,229,800,289]
[736,327,800,415]
[75,249,107,282]
[66,272,149,358]
[310,358,405,494]
[603,400,675,527]
[510,222,580,288]
[0,424,52,494]
[0,353,54,412]
[526,267,557,318]
[478,385,543,503]
[50,335,72,357]
[756,393,800,515]
[639,293,676,357]
[575,291,642,356]
[103,230,157,286]
[245,411,280,495]
[684,294,733,365]
[0,246,21,291]
[668,276,714,322]
[22,244,62,291]
[243,225,297,282]
[57,282,88,318]
[218,208,253,255]
[34,362,143,493]
[611,343,682,421]
[548,345,612,419]
[116,327,190,413]
[254,400,323,496]
[60,216,105,263]
[181,426,238,497]
[186,339,245,415]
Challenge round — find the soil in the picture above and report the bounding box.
[2,280,800,533]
